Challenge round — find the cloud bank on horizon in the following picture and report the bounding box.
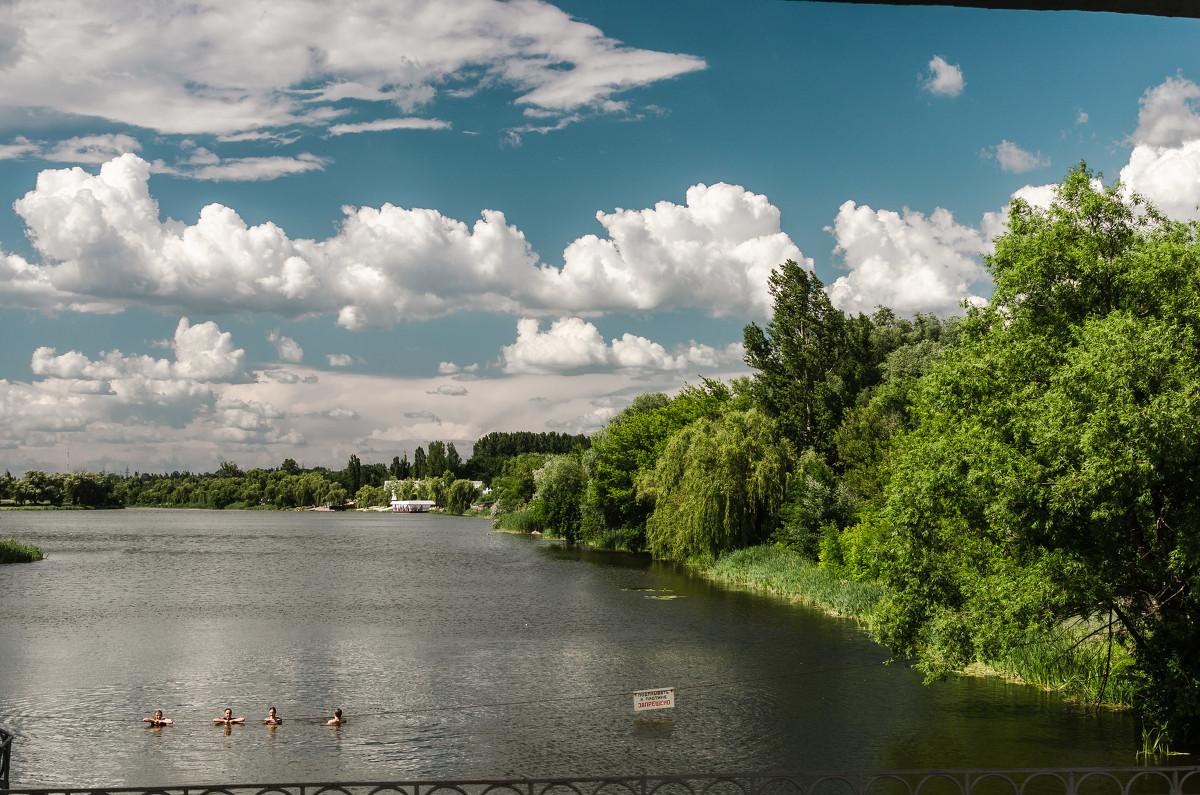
[0,0,1198,475]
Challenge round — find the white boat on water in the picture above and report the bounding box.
[389,499,437,513]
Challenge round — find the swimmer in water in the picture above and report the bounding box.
[143,710,172,726]
[326,708,347,725]
[214,707,245,725]
[263,706,283,725]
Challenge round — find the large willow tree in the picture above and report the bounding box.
[874,165,1200,741]
[641,408,794,562]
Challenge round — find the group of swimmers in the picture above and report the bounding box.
[142,707,346,726]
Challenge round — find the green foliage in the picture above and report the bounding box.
[584,382,734,548]
[492,507,544,533]
[355,484,390,508]
[708,544,887,621]
[444,479,478,515]
[642,408,794,562]
[492,452,545,513]
[772,448,856,557]
[872,164,1200,742]
[0,538,44,563]
[8,470,122,508]
[532,455,587,541]
[466,430,590,483]
[743,261,863,459]
[426,441,447,478]
[819,515,889,582]
[987,619,1139,708]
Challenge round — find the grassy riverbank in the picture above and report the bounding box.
[1,538,44,563]
[703,543,1138,710]
[705,544,886,622]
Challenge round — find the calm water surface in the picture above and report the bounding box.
[1,509,1138,786]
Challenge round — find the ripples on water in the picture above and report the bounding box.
[0,509,1138,787]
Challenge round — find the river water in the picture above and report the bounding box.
[0,509,1139,787]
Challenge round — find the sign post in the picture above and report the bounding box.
[633,687,675,712]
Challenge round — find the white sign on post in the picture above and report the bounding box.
[633,687,675,711]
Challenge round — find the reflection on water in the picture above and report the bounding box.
[0,509,1139,787]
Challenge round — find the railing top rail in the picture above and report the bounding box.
[4,767,1200,795]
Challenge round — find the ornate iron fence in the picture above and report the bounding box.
[3,769,1200,795]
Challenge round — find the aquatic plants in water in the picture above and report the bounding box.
[0,538,44,563]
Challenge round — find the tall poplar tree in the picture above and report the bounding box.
[743,260,855,459]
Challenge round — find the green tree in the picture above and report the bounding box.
[15,470,56,505]
[63,472,121,507]
[834,331,957,510]
[446,442,462,477]
[641,408,794,563]
[773,448,857,556]
[205,477,243,509]
[873,165,1200,742]
[585,383,735,546]
[445,479,477,515]
[426,441,447,478]
[532,455,588,542]
[344,454,362,495]
[743,261,853,458]
[492,452,544,512]
[413,446,426,479]
[216,460,244,479]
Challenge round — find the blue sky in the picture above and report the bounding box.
[1,0,1198,475]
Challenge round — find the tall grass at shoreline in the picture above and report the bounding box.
[982,622,1139,708]
[493,508,542,533]
[1,538,44,563]
[704,544,1138,710]
[706,544,886,621]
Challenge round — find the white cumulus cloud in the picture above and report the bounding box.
[31,318,247,395]
[530,182,806,319]
[921,56,964,98]
[501,317,744,375]
[1120,76,1200,221]
[267,330,304,363]
[0,157,805,325]
[825,201,992,316]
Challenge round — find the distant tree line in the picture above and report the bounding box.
[2,433,584,515]
[0,469,123,508]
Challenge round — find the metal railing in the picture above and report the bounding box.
[3,769,1200,795]
[0,728,10,790]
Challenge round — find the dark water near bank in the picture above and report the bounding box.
[0,509,1139,787]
